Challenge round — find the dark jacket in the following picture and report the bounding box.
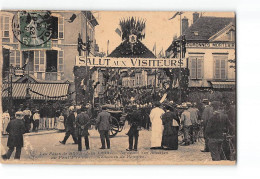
[205,110,228,139]
[162,111,179,136]
[96,110,112,131]
[76,112,91,136]
[65,113,76,131]
[126,110,142,136]
[202,105,214,127]
[6,119,26,147]
[227,104,236,135]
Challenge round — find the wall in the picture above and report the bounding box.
[187,47,235,82]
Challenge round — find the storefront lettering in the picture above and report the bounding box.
[186,42,235,48]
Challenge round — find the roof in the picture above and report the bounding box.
[210,81,235,89]
[183,16,235,41]
[2,83,70,100]
[166,16,235,53]
[108,40,156,58]
[14,75,71,84]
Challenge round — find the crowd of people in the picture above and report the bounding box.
[1,98,236,161]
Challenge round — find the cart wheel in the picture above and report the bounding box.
[109,116,120,137]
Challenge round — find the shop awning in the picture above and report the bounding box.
[2,83,70,100]
[210,81,236,89]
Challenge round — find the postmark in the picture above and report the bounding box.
[12,10,53,49]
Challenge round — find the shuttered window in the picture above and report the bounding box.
[10,50,21,67]
[191,58,197,79]
[34,51,45,72]
[58,50,64,72]
[214,55,227,79]
[1,16,10,42]
[190,56,204,79]
[58,17,64,39]
[197,58,203,79]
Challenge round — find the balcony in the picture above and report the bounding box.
[40,72,65,81]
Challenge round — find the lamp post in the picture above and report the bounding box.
[178,13,182,104]
[8,65,14,116]
[26,53,31,106]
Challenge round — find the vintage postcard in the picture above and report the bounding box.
[0,10,236,165]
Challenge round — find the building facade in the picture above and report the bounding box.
[1,10,98,82]
[1,11,99,110]
[166,14,236,91]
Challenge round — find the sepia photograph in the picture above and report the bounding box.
[0,10,236,165]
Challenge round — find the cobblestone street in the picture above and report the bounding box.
[1,126,235,165]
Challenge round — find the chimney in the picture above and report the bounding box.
[193,12,200,23]
[182,16,189,34]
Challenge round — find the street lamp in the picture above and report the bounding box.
[8,65,14,116]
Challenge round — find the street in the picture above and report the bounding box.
[0,125,235,165]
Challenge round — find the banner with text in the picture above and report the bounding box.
[75,56,187,68]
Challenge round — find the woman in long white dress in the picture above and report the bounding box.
[56,113,65,131]
[149,102,165,149]
[2,110,10,135]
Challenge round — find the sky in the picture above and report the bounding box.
[94,11,235,56]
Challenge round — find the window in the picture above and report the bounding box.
[58,50,64,72]
[1,16,10,42]
[51,17,58,39]
[22,51,34,71]
[51,16,64,39]
[34,51,45,72]
[214,55,227,79]
[10,50,21,67]
[46,50,57,72]
[190,56,204,79]
[58,17,64,39]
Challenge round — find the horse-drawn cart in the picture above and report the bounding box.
[93,104,127,137]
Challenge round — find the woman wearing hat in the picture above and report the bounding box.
[161,103,180,150]
[56,112,65,131]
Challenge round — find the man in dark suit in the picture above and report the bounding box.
[126,105,142,151]
[96,106,112,149]
[2,111,26,160]
[205,101,229,161]
[201,99,214,152]
[76,106,91,151]
[60,109,78,144]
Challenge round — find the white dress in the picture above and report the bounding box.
[150,107,165,147]
[56,115,65,130]
[2,112,10,134]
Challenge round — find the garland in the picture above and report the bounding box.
[29,88,75,99]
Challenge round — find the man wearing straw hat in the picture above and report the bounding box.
[180,103,192,146]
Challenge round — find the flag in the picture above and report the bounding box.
[68,14,77,23]
[152,43,156,52]
[115,28,121,37]
[169,12,183,20]
[158,48,163,57]
[160,93,167,103]
[22,57,29,69]
[107,40,109,56]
